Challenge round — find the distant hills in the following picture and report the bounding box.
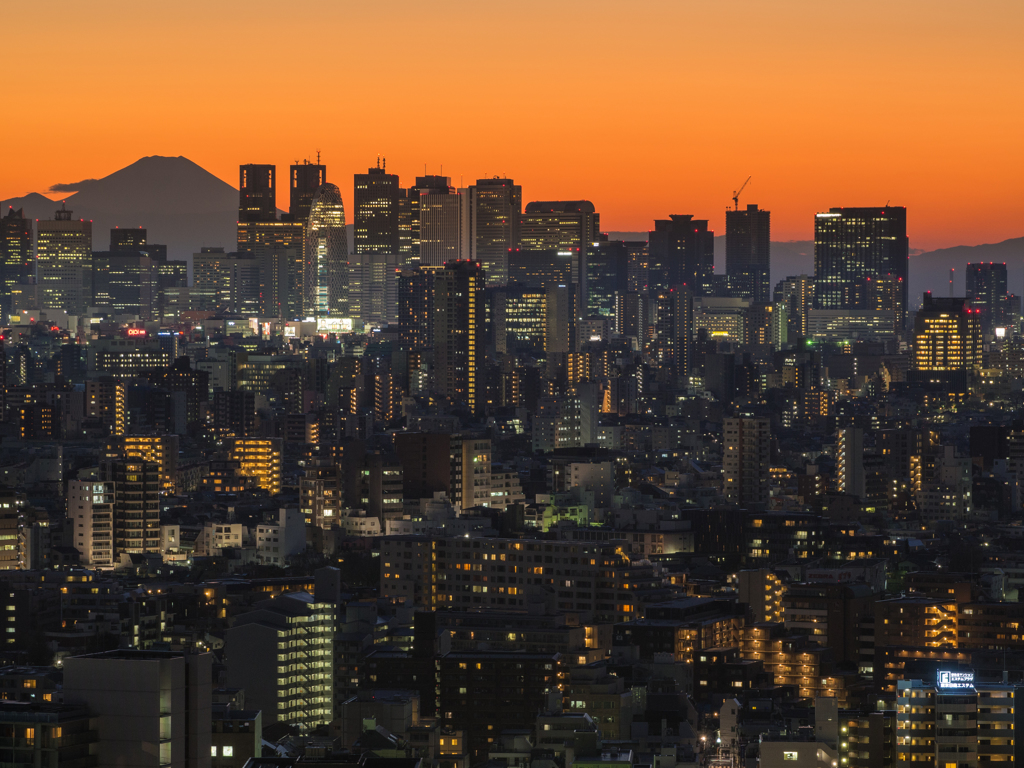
[3,160,1021,303]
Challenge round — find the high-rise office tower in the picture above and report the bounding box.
[813,206,909,323]
[36,203,93,314]
[774,274,814,338]
[470,177,521,285]
[91,252,157,318]
[966,262,1013,335]
[239,164,277,222]
[648,215,715,296]
[910,293,982,393]
[289,160,326,222]
[237,220,304,255]
[110,227,147,252]
[544,283,578,379]
[651,286,693,381]
[520,201,600,253]
[625,240,649,294]
[418,177,463,266]
[354,159,400,255]
[303,183,348,318]
[398,266,439,350]
[349,252,400,327]
[434,260,486,413]
[1,207,33,316]
[723,417,770,509]
[586,240,629,318]
[726,204,771,302]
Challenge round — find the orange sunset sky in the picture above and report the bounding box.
[3,0,1022,250]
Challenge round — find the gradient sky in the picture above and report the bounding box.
[4,0,1022,250]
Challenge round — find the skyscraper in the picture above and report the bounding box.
[399,265,441,353]
[110,227,147,252]
[0,207,33,317]
[648,215,714,296]
[586,240,629,318]
[520,201,599,253]
[36,203,93,314]
[470,177,521,285]
[289,160,326,223]
[966,262,1013,335]
[910,293,982,393]
[303,183,348,318]
[813,206,909,323]
[726,204,771,302]
[651,286,693,382]
[354,160,400,255]
[418,177,463,266]
[433,260,486,413]
[239,164,277,222]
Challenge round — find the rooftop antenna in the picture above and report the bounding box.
[383,157,386,171]
[732,176,752,210]
[949,268,955,297]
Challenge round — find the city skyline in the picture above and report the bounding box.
[4,0,1023,252]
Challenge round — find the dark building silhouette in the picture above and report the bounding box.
[0,207,33,316]
[649,215,715,296]
[398,266,438,350]
[354,160,400,255]
[91,252,157,318]
[110,227,147,252]
[586,240,629,319]
[813,206,909,320]
[726,204,771,302]
[508,249,575,289]
[966,261,1013,335]
[289,160,326,223]
[239,164,277,223]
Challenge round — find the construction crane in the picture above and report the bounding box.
[732,176,751,210]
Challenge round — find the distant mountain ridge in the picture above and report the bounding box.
[1,156,238,266]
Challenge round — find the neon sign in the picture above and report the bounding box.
[937,671,974,689]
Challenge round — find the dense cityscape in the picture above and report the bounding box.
[0,149,1021,768]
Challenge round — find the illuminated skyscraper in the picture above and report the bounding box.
[774,274,814,337]
[726,204,771,302]
[966,262,1014,335]
[354,160,400,255]
[813,206,908,319]
[303,183,348,318]
[434,260,486,413]
[910,293,982,393]
[0,207,33,316]
[289,160,326,223]
[239,164,277,223]
[520,201,599,253]
[470,177,521,285]
[418,177,463,266]
[36,203,93,314]
[648,215,714,296]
